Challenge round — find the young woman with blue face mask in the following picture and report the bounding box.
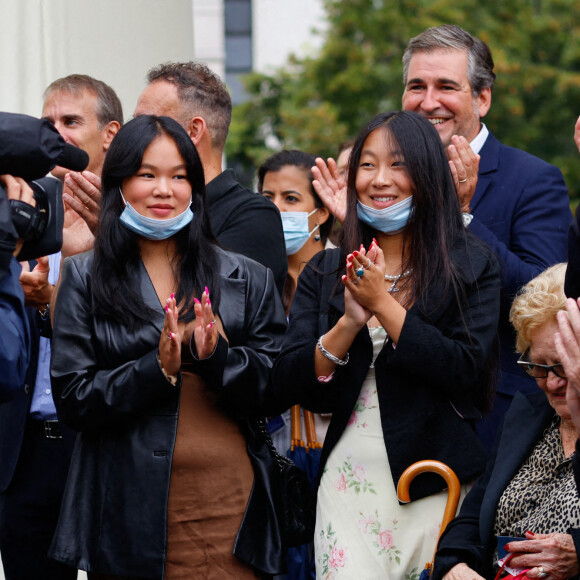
[48,115,288,578]
[258,149,332,315]
[272,111,501,578]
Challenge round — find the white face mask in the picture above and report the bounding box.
[118,188,194,240]
[356,196,413,234]
[281,209,319,255]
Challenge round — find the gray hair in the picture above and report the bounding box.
[402,25,496,96]
[44,74,124,127]
[147,62,232,152]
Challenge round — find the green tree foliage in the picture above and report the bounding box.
[227,0,580,200]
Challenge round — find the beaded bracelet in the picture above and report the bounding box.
[317,335,349,366]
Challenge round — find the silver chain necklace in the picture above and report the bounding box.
[384,268,413,293]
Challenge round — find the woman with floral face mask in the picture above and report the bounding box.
[272,111,501,578]
[49,115,287,579]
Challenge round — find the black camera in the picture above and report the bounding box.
[0,111,89,263]
[8,177,64,261]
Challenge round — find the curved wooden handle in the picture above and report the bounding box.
[396,460,461,540]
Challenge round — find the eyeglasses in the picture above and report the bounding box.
[517,353,566,380]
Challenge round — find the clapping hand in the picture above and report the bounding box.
[192,286,218,359]
[312,157,347,223]
[159,293,181,376]
[447,135,480,213]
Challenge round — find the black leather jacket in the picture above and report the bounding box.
[49,247,287,577]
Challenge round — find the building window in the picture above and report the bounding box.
[225,0,252,104]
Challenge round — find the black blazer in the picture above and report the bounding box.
[206,169,287,297]
[49,248,288,577]
[272,236,501,501]
[432,390,580,579]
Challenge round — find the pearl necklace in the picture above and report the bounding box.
[384,268,413,293]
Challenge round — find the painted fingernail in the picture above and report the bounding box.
[205,286,209,295]
[525,530,535,536]
[207,298,211,306]
[353,250,359,257]
[170,293,175,300]
[342,275,347,282]
[373,237,378,245]
[209,321,214,329]
[168,332,174,339]
[359,244,364,251]
[165,305,169,312]
[194,298,201,304]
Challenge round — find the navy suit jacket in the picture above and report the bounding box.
[470,131,571,397]
[432,390,580,579]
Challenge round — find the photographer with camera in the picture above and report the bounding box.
[0,73,122,580]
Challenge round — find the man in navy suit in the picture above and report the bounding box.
[402,25,572,451]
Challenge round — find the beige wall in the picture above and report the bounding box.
[0,0,197,119]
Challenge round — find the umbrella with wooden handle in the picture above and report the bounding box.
[397,460,461,579]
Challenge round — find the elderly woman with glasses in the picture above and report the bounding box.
[433,263,580,580]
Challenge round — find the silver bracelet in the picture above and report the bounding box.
[317,335,349,366]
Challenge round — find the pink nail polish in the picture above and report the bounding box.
[170,293,175,300]
[168,332,173,339]
[194,298,201,304]
[204,286,209,295]
[165,305,169,312]
[209,321,214,329]
[207,298,211,306]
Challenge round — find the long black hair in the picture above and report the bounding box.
[92,114,221,330]
[342,110,465,307]
[342,110,497,411]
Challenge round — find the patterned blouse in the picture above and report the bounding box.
[494,415,580,538]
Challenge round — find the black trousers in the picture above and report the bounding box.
[0,420,77,580]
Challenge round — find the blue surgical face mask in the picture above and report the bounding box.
[356,196,413,234]
[281,209,320,256]
[119,188,194,240]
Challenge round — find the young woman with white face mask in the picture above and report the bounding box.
[272,111,501,578]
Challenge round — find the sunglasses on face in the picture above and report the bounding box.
[517,352,566,380]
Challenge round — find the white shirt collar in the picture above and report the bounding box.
[469,123,489,155]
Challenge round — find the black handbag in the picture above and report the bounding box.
[257,418,315,547]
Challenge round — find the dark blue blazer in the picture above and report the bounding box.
[0,261,75,493]
[0,258,30,404]
[471,131,571,398]
[0,303,39,492]
[432,390,580,579]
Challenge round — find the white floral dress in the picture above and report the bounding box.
[315,326,468,580]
